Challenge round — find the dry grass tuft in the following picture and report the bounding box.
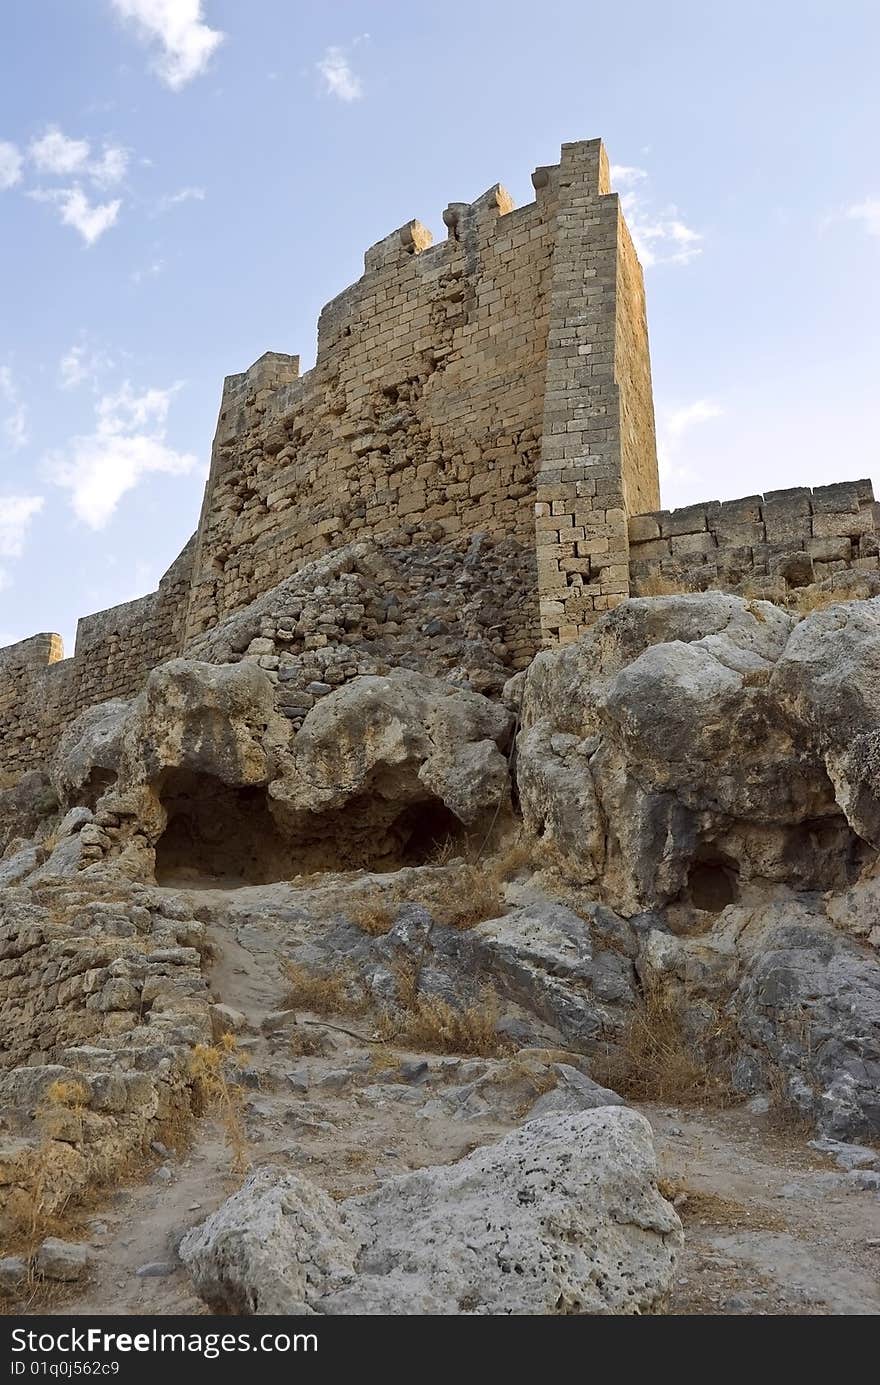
[429,832,533,930]
[591,981,734,1106]
[281,959,364,1016]
[43,1079,90,1108]
[790,584,866,618]
[379,990,505,1056]
[348,892,396,937]
[657,1177,786,1231]
[188,1035,248,1173]
[379,955,507,1057]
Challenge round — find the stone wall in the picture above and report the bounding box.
[627,479,880,600]
[2,137,660,775]
[180,182,558,643]
[0,541,195,775]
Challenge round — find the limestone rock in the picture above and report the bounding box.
[51,700,130,808]
[517,594,873,914]
[273,669,510,822]
[328,1107,680,1314]
[179,1164,359,1313]
[183,1109,679,1316]
[35,1238,90,1282]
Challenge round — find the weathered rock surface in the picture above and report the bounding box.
[179,1165,359,1314]
[269,668,512,839]
[517,594,879,914]
[35,1238,91,1282]
[183,1109,681,1315]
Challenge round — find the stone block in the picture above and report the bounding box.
[627,514,661,543]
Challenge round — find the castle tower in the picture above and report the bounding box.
[533,140,659,643]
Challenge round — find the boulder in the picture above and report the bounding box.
[35,1238,90,1283]
[179,1165,359,1313]
[51,700,130,808]
[183,1109,681,1316]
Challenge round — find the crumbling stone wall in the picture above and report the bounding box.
[627,480,880,601]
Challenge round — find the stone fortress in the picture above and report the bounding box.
[2,137,878,775]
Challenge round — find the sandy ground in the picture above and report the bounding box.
[43,886,880,1318]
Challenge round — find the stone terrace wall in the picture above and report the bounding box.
[628,479,880,599]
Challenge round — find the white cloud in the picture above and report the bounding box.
[610,164,648,189]
[32,186,122,245]
[46,381,197,528]
[59,342,114,390]
[612,162,702,268]
[316,46,363,102]
[30,127,91,177]
[111,0,225,90]
[845,198,880,238]
[0,495,44,559]
[29,126,129,186]
[0,367,29,450]
[657,399,724,485]
[89,143,130,188]
[0,140,23,190]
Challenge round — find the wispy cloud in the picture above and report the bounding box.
[45,381,197,528]
[110,0,225,90]
[844,198,880,239]
[29,126,129,186]
[0,495,44,558]
[0,140,23,190]
[0,494,44,592]
[657,399,724,485]
[316,45,363,102]
[155,184,205,213]
[0,367,29,450]
[612,162,702,268]
[59,341,114,391]
[31,186,122,246]
[24,126,128,244]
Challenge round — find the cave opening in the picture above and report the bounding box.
[154,770,292,885]
[153,770,472,886]
[686,851,741,912]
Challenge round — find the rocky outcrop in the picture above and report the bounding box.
[182,1108,681,1315]
[269,669,512,839]
[516,594,879,915]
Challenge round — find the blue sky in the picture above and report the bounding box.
[1,0,879,654]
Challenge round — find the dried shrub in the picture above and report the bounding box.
[590,980,734,1106]
[348,892,396,937]
[379,957,506,1056]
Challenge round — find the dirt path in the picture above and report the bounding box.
[51,886,880,1317]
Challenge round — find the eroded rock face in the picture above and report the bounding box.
[178,1165,359,1314]
[51,701,130,810]
[183,1109,681,1316]
[516,594,879,914]
[266,669,512,866]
